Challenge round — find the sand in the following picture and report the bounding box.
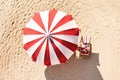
[0,0,120,80]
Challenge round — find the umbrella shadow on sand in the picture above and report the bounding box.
[45,53,103,80]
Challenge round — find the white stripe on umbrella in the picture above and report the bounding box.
[49,10,67,32]
[37,39,47,64]
[23,35,45,44]
[26,38,45,57]
[51,37,74,59]
[49,39,60,65]
[25,19,45,33]
[40,11,49,32]
[52,35,78,45]
[51,20,78,33]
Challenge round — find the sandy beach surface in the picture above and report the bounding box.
[0,0,120,80]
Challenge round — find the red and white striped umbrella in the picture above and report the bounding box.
[23,9,79,66]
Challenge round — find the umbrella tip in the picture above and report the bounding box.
[52,8,57,10]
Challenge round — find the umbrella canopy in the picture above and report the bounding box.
[23,9,80,66]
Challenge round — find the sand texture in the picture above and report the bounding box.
[0,0,120,80]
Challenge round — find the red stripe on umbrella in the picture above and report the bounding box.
[48,9,57,31]
[33,13,46,32]
[24,37,43,50]
[32,39,45,61]
[50,15,73,32]
[44,39,51,66]
[23,28,43,35]
[52,28,79,35]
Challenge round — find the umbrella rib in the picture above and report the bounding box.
[23,27,44,35]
